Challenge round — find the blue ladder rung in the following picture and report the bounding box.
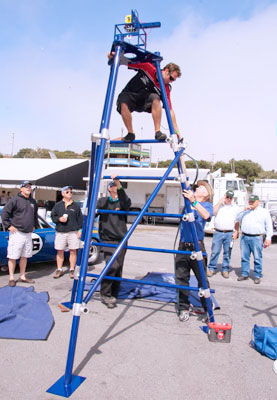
[110,139,167,144]
[103,175,176,180]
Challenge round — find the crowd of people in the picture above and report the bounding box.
[1,177,273,322]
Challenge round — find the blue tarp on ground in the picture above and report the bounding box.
[0,286,54,340]
[85,272,219,309]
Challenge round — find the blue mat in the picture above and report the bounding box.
[86,272,219,310]
[0,286,54,340]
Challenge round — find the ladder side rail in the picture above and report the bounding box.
[63,141,106,388]
[100,44,123,132]
[154,58,214,322]
[63,45,123,388]
[154,59,175,136]
[83,147,185,304]
[176,158,215,322]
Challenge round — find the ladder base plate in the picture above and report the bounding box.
[46,374,86,398]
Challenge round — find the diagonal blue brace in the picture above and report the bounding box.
[83,148,185,304]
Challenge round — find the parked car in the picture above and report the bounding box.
[0,207,100,266]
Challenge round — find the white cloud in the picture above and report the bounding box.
[151,4,277,169]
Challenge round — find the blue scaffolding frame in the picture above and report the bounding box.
[47,10,215,398]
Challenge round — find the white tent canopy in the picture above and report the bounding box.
[0,158,89,190]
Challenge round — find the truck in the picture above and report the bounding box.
[252,179,277,237]
[101,167,248,230]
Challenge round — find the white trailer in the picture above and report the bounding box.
[102,167,209,222]
[252,180,277,201]
[102,167,247,226]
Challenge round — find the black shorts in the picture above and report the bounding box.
[117,92,160,114]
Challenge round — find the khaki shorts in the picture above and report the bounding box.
[55,231,80,250]
[7,231,33,260]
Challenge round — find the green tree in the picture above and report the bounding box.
[213,161,232,174]
[55,150,81,159]
[258,170,277,179]
[82,150,91,158]
[232,159,263,183]
[14,148,37,158]
[36,148,51,158]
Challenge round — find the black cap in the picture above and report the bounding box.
[20,180,32,187]
[108,181,117,188]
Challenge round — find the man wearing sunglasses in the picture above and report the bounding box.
[207,190,240,279]
[51,186,83,279]
[108,52,182,142]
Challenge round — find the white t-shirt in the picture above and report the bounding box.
[214,203,240,231]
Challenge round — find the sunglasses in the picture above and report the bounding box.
[169,75,176,82]
[65,191,72,194]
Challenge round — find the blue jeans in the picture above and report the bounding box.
[208,230,233,272]
[240,235,263,278]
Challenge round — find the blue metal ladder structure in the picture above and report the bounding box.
[47,10,215,398]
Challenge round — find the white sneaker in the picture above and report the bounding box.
[179,310,190,322]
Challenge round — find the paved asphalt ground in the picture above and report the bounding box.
[1,224,277,400]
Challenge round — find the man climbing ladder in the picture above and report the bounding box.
[108,52,182,142]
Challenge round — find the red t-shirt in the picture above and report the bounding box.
[128,62,172,109]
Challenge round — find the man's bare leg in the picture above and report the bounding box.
[8,258,16,281]
[152,99,166,140]
[152,98,162,132]
[69,249,77,271]
[19,256,28,279]
[120,103,134,133]
[56,250,64,269]
[120,103,136,141]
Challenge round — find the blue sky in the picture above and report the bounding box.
[1,0,276,170]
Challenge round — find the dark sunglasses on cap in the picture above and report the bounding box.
[65,190,72,194]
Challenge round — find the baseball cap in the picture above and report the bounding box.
[226,189,234,198]
[20,180,32,187]
[61,185,73,192]
[249,194,259,202]
[108,181,117,188]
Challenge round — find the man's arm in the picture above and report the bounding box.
[34,201,39,229]
[1,198,15,230]
[264,210,273,247]
[50,204,61,224]
[76,206,84,230]
[183,189,210,220]
[213,197,225,216]
[170,109,182,140]
[233,221,240,240]
[118,187,131,211]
